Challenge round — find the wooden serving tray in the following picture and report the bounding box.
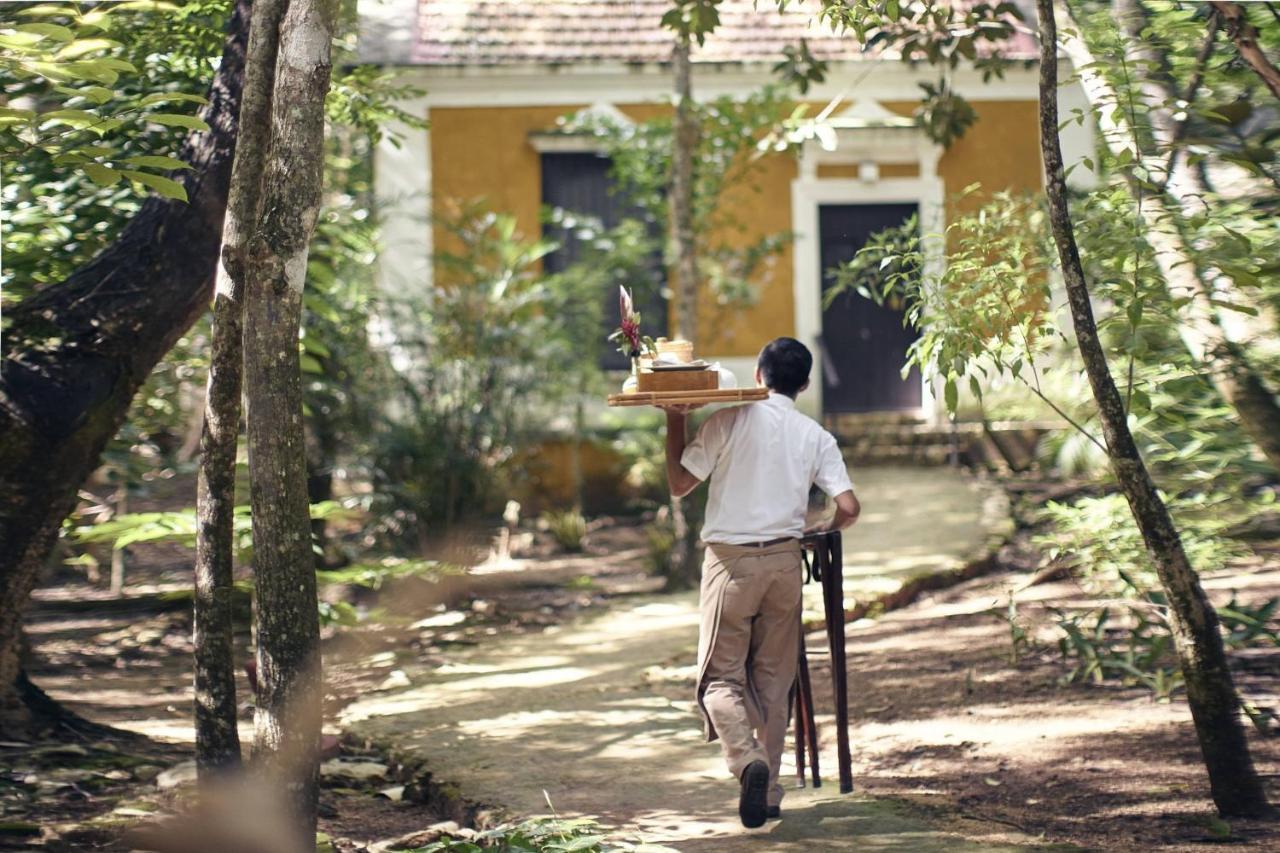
[607,388,770,407]
[637,369,718,393]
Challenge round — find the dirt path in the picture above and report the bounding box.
[341,466,1040,849]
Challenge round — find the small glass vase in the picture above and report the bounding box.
[622,351,641,394]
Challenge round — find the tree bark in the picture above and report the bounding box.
[670,34,699,342]
[1211,2,1280,101]
[1061,0,1280,474]
[665,34,701,589]
[1039,0,1271,818]
[0,0,250,729]
[242,0,336,843]
[194,0,291,778]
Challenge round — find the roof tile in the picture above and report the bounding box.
[409,0,1036,67]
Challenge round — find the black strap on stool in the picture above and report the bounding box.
[792,530,853,794]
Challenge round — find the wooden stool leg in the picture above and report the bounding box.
[793,678,806,787]
[798,636,821,788]
[825,533,854,794]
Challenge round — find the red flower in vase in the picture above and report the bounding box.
[609,286,650,357]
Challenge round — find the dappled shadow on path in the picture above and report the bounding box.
[343,594,1047,849]
[802,567,1280,852]
[676,795,1034,852]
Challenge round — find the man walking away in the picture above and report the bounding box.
[663,337,861,828]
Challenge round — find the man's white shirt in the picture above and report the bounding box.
[681,392,854,545]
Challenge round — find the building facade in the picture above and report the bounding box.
[360,0,1095,421]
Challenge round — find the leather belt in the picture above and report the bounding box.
[742,536,797,549]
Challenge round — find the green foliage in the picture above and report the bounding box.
[69,504,446,627]
[1072,0,1280,196]
[607,411,668,500]
[0,1,204,199]
[541,209,661,373]
[326,63,426,145]
[317,558,456,628]
[315,558,457,590]
[1050,593,1279,702]
[802,0,1026,76]
[1034,491,1277,700]
[70,500,357,564]
[413,815,677,852]
[995,596,1031,664]
[1034,492,1256,596]
[5,0,426,505]
[1217,595,1280,650]
[1051,604,1185,700]
[1,0,230,308]
[773,39,828,94]
[559,86,796,308]
[644,519,677,576]
[773,0,1029,145]
[915,79,977,148]
[365,202,603,539]
[660,0,722,42]
[542,509,588,553]
[826,190,1063,423]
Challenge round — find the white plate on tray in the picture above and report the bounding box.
[649,360,711,371]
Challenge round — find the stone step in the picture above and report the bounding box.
[834,420,1059,469]
[837,429,963,448]
[843,444,958,466]
[823,411,925,433]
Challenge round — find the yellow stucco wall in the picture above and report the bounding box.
[428,99,1043,357]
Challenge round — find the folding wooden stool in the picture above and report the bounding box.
[792,531,853,793]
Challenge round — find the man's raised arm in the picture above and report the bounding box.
[663,408,703,498]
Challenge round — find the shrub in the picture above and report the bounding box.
[415,815,677,852]
[1051,604,1185,700]
[644,514,676,576]
[542,509,588,553]
[1034,492,1254,597]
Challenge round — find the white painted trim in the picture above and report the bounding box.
[528,134,610,154]
[372,98,432,362]
[791,174,945,421]
[396,61,1052,108]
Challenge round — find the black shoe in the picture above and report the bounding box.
[738,760,769,828]
[766,806,781,820]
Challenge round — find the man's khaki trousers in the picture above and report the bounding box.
[695,539,802,808]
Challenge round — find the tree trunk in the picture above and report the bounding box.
[1039,0,1271,818]
[670,34,698,342]
[194,0,291,777]
[109,485,127,596]
[0,0,250,730]
[242,0,336,843]
[1211,2,1280,100]
[1062,1,1280,474]
[305,416,339,564]
[665,34,701,589]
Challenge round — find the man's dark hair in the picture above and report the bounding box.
[757,337,812,398]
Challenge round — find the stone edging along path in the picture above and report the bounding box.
[341,466,1043,850]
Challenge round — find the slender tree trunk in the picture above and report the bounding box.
[1062,1,1280,474]
[109,485,127,596]
[305,416,339,563]
[665,33,700,588]
[1039,0,1271,818]
[242,0,336,843]
[0,0,249,730]
[1211,2,1280,100]
[671,34,698,342]
[194,0,291,777]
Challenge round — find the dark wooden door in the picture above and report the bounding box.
[540,152,666,370]
[819,203,921,413]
